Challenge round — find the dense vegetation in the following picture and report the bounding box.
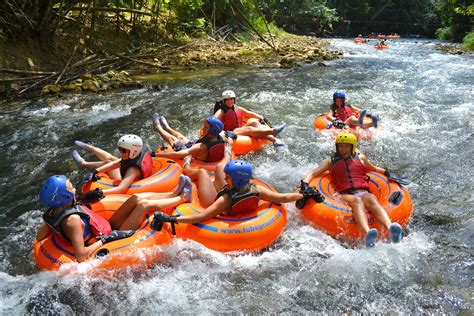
[0,0,472,49]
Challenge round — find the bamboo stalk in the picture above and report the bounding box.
[69,6,154,17]
[0,69,57,75]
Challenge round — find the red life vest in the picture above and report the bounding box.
[330,153,369,193]
[221,106,243,131]
[196,135,225,162]
[331,103,354,122]
[120,149,153,179]
[217,184,260,215]
[43,204,112,242]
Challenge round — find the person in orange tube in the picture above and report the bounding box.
[36,174,191,261]
[328,90,379,129]
[71,134,153,197]
[301,132,403,248]
[150,156,324,227]
[151,115,226,163]
[214,90,287,146]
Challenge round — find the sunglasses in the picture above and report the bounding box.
[119,147,129,154]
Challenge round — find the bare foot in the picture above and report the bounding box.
[183,155,192,169]
[152,113,161,131]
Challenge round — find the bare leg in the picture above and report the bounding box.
[118,196,186,230]
[234,119,285,143]
[73,142,121,179]
[164,123,188,141]
[235,126,276,138]
[109,192,178,229]
[152,114,183,146]
[193,169,217,208]
[79,142,119,162]
[214,142,233,191]
[340,194,370,234]
[182,155,202,180]
[362,193,392,230]
[345,116,374,128]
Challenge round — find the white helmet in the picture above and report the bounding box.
[222,90,236,100]
[117,134,143,159]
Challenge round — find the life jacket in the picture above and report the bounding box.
[217,184,260,215]
[330,152,369,193]
[331,103,354,122]
[43,204,112,242]
[195,135,225,162]
[120,149,153,179]
[220,105,243,131]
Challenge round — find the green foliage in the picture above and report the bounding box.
[263,0,338,35]
[436,26,454,39]
[462,30,474,50]
[235,34,254,43]
[238,49,256,56]
[432,0,472,41]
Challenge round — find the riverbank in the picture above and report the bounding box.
[435,43,472,55]
[0,35,341,100]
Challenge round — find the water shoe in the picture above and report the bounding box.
[389,223,403,243]
[365,228,378,248]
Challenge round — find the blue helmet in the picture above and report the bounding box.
[206,116,224,136]
[333,90,346,102]
[39,175,74,208]
[224,160,253,190]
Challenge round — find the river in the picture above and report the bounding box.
[0,38,472,313]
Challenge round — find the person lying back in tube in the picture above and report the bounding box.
[36,175,134,262]
[328,90,379,129]
[150,157,325,228]
[71,134,153,199]
[301,132,403,248]
[214,90,287,147]
[151,115,226,163]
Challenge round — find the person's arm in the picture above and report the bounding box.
[257,187,304,203]
[215,109,225,121]
[102,167,141,194]
[327,107,337,121]
[303,159,331,183]
[62,215,104,262]
[36,223,51,241]
[238,106,263,120]
[177,195,230,224]
[348,104,363,112]
[96,159,121,174]
[359,154,385,173]
[153,144,204,160]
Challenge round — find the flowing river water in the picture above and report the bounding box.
[0,38,472,314]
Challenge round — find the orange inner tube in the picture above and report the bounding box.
[300,171,413,241]
[163,179,288,252]
[82,157,182,195]
[33,195,171,272]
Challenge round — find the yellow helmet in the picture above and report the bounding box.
[335,132,358,155]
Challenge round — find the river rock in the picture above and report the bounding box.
[63,84,81,91]
[82,73,95,80]
[279,56,298,68]
[41,84,61,94]
[81,80,100,92]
